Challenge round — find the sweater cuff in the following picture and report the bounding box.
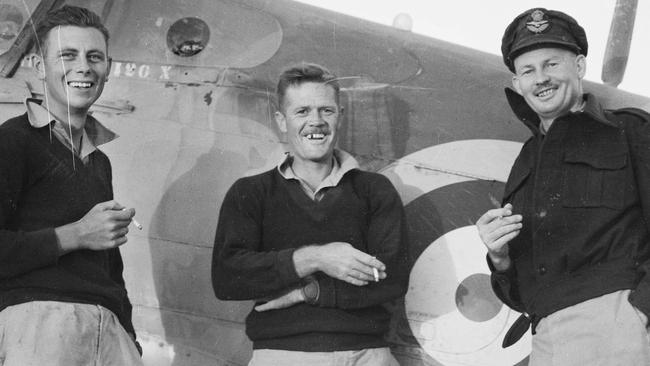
[26,228,59,266]
[314,273,336,308]
[277,248,302,287]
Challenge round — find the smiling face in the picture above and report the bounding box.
[512,47,585,125]
[35,25,110,123]
[275,82,341,166]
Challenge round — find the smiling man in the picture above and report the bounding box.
[476,8,650,366]
[212,63,408,366]
[0,6,142,365]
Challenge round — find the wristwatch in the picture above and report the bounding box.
[301,277,320,305]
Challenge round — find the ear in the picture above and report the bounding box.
[335,106,344,130]
[512,75,523,95]
[106,57,113,82]
[575,54,586,80]
[31,53,46,80]
[274,110,287,133]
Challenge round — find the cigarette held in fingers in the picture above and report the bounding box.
[131,218,143,230]
[122,208,143,230]
[371,256,379,282]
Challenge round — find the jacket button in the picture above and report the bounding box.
[538,265,547,275]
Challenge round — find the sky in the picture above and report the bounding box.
[295,0,649,98]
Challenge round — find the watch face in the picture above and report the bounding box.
[303,280,319,304]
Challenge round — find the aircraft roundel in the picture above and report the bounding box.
[380,139,531,366]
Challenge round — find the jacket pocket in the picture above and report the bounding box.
[562,150,627,209]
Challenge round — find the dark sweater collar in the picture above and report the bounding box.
[505,88,615,135]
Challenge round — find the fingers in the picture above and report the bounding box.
[492,229,520,248]
[356,255,386,271]
[94,200,125,211]
[254,289,302,311]
[112,226,129,239]
[490,222,522,239]
[343,274,369,287]
[351,251,386,280]
[254,301,274,312]
[477,206,514,225]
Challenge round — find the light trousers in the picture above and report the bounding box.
[248,347,400,366]
[530,289,650,366]
[0,301,143,366]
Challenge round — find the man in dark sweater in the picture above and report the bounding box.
[0,6,142,365]
[212,63,408,366]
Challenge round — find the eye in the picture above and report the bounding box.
[295,108,308,116]
[321,108,336,115]
[59,52,75,61]
[519,69,532,77]
[88,54,105,63]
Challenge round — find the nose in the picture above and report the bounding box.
[308,110,326,125]
[73,56,91,74]
[533,69,550,85]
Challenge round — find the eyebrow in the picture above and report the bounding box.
[55,47,106,55]
[518,55,564,69]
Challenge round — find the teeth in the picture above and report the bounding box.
[538,89,553,97]
[68,81,92,88]
[306,133,325,140]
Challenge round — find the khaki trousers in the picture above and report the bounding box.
[530,289,650,366]
[0,301,142,366]
[248,347,400,366]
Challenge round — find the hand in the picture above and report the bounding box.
[55,200,136,255]
[254,288,304,312]
[476,203,522,271]
[294,242,386,286]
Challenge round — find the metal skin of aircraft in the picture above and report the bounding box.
[0,0,649,365]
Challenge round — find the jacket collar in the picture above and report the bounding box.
[505,88,616,135]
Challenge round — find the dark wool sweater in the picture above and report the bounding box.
[212,167,408,351]
[0,113,135,336]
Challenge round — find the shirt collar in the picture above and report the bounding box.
[277,149,360,186]
[504,88,616,135]
[25,98,118,147]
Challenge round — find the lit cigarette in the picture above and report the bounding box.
[372,267,379,282]
[132,217,143,230]
[122,208,143,230]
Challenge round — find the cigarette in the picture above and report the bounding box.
[132,218,143,230]
[371,256,380,282]
[122,208,143,230]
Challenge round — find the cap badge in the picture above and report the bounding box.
[526,10,549,33]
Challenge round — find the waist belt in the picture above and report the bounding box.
[502,312,541,348]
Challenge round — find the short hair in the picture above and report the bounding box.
[276,62,340,112]
[34,5,109,55]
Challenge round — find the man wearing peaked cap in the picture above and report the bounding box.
[476,7,650,366]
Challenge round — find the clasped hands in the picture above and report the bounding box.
[255,242,385,312]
